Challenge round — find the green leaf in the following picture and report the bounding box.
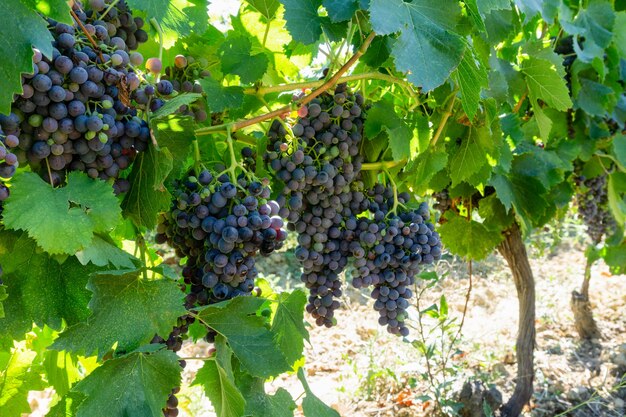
[0,286,6,319]
[151,115,196,182]
[449,125,499,187]
[245,0,281,19]
[560,1,615,51]
[47,392,85,417]
[0,231,100,345]
[75,235,137,269]
[478,194,514,231]
[42,349,81,398]
[0,342,43,415]
[73,350,181,417]
[369,0,465,90]
[3,172,120,255]
[360,35,393,68]
[364,100,413,161]
[52,269,186,359]
[0,0,60,114]
[477,0,511,16]
[220,34,269,83]
[323,0,359,22]
[279,0,324,44]
[193,337,246,417]
[237,374,296,417]
[601,243,626,275]
[576,78,615,117]
[122,146,174,230]
[151,93,202,120]
[404,149,448,195]
[455,49,488,120]
[438,212,503,260]
[612,133,626,170]
[198,78,245,113]
[607,172,626,226]
[521,57,573,111]
[196,297,290,378]
[298,368,341,417]
[271,290,309,365]
[614,12,626,58]
[489,173,550,233]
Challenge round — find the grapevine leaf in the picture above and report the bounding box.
[607,172,626,226]
[72,350,181,417]
[612,133,626,170]
[271,289,309,365]
[47,392,85,417]
[220,34,269,83]
[52,269,186,359]
[0,231,101,345]
[28,0,73,23]
[3,172,121,255]
[361,35,393,68]
[614,12,626,58]
[478,194,514,232]
[521,57,573,111]
[405,149,448,194]
[0,342,43,415]
[532,103,553,140]
[193,337,246,417]
[489,173,550,233]
[298,368,341,417]
[323,0,359,22]
[576,78,615,117]
[245,0,281,19]
[455,49,488,120]
[151,93,203,119]
[601,243,626,275]
[279,0,324,44]
[237,374,296,417]
[42,349,81,398]
[438,212,503,260]
[0,286,6,319]
[198,77,245,113]
[364,101,413,161]
[449,125,498,187]
[122,146,174,230]
[0,0,58,114]
[196,296,291,378]
[75,234,137,269]
[151,115,196,182]
[369,0,465,91]
[477,0,511,16]
[559,1,614,50]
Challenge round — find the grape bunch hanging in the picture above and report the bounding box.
[575,174,617,244]
[0,0,151,193]
[266,84,442,335]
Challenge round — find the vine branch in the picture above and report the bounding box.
[361,159,407,171]
[431,94,456,146]
[195,32,377,137]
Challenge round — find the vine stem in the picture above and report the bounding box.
[361,159,407,171]
[195,32,377,136]
[431,94,456,146]
[100,0,121,19]
[70,8,105,62]
[512,91,528,114]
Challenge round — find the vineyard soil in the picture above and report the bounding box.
[24,236,626,417]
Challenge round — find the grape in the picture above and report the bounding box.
[174,55,188,68]
[157,80,174,95]
[575,173,616,243]
[146,57,162,74]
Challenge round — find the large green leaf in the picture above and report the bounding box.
[198,78,245,113]
[220,34,269,83]
[196,297,290,378]
[237,373,296,417]
[122,146,174,230]
[455,49,488,120]
[3,172,120,255]
[0,231,100,346]
[323,0,359,22]
[298,368,340,417]
[279,0,324,44]
[271,290,308,365]
[0,0,70,113]
[245,0,281,19]
[449,125,500,187]
[364,101,414,161]
[438,212,503,260]
[75,235,137,269]
[72,350,181,417]
[151,115,196,182]
[193,337,246,417]
[52,270,186,359]
[0,342,44,416]
[521,57,573,111]
[369,0,465,90]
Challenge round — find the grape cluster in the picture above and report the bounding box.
[433,188,453,221]
[2,0,149,191]
[156,169,287,308]
[575,174,616,244]
[348,187,441,335]
[160,55,210,122]
[266,84,365,327]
